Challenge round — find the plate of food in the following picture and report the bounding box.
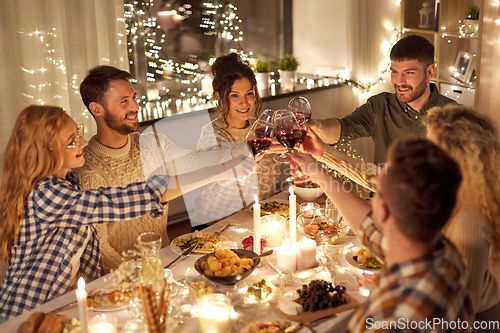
[271,279,359,323]
[345,247,384,271]
[170,230,224,255]
[87,285,127,312]
[243,320,308,333]
[249,199,295,218]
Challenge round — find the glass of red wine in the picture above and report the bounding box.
[288,96,312,125]
[273,109,307,163]
[246,109,275,157]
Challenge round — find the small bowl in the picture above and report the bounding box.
[291,182,324,201]
[194,249,260,285]
[297,208,349,245]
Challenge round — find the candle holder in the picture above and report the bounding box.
[89,314,117,333]
[260,215,286,247]
[198,293,232,333]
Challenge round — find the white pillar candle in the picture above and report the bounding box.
[260,219,285,247]
[289,186,297,245]
[277,240,296,272]
[253,194,261,255]
[76,277,89,333]
[198,294,232,333]
[294,237,317,270]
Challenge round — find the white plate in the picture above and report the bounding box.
[344,247,384,271]
[170,232,227,255]
[249,199,298,218]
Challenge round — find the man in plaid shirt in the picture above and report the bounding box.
[291,138,474,332]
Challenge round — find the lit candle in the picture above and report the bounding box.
[294,237,317,270]
[89,314,117,333]
[76,277,89,333]
[253,194,261,255]
[289,186,297,245]
[277,240,296,272]
[260,216,285,247]
[198,294,232,333]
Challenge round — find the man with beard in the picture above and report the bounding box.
[76,66,242,273]
[310,35,457,165]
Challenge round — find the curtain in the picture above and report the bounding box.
[0,0,128,175]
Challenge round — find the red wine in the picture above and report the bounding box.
[298,129,307,143]
[247,138,272,155]
[294,112,311,124]
[254,126,273,139]
[276,129,303,149]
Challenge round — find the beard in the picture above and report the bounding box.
[103,107,138,135]
[394,77,428,104]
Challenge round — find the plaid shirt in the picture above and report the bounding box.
[0,171,168,320]
[347,216,474,333]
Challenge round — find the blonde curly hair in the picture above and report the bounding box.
[425,104,500,263]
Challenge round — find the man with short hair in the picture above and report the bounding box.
[311,35,457,164]
[290,138,473,333]
[76,66,240,272]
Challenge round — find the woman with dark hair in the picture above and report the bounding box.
[193,53,279,225]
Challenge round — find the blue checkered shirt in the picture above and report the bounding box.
[0,171,169,320]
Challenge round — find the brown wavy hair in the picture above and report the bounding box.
[0,105,68,260]
[425,105,500,263]
[211,53,262,127]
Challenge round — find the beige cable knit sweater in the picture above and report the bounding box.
[75,132,232,272]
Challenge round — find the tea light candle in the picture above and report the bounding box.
[198,294,232,333]
[294,237,317,270]
[289,186,297,245]
[277,240,296,272]
[253,194,261,255]
[260,217,285,247]
[89,314,117,333]
[76,277,89,333]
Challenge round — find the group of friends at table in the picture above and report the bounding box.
[0,34,499,332]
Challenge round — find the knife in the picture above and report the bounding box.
[212,223,232,239]
[165,242,198,269]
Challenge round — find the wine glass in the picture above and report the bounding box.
[246,109,274,157]
[288,96,311,125]
[273,109,307,163]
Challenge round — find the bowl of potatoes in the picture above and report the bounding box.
[194,248,260,285]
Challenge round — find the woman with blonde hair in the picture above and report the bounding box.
[425,104,500,329]
[0,105,253,321]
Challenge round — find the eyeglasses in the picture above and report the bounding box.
[67,124,84,150]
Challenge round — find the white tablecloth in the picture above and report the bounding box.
[0,191,369,332]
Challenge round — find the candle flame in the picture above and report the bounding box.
[254,194,259,204]
[77,277,85,292]
[289,186,294,196]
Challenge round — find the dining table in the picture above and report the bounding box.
[0,190,372,333]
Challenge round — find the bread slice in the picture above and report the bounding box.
[17,312,45,333]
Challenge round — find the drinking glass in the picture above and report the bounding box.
[273,109,307,163]
[245,109,274,157]
[137,232,163,286]
[288,96,312,125]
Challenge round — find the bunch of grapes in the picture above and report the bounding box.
[296,280,347,312]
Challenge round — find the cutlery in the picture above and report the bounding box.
[250,249,273,260]
[212,223,232,239]
[165,242,198,269]
[52,288,103,313]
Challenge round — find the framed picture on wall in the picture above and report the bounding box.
[451,50,475,83]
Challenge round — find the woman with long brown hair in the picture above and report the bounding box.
[425,105,500,329]
[0,105,253,321]
[192,53,279,225]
